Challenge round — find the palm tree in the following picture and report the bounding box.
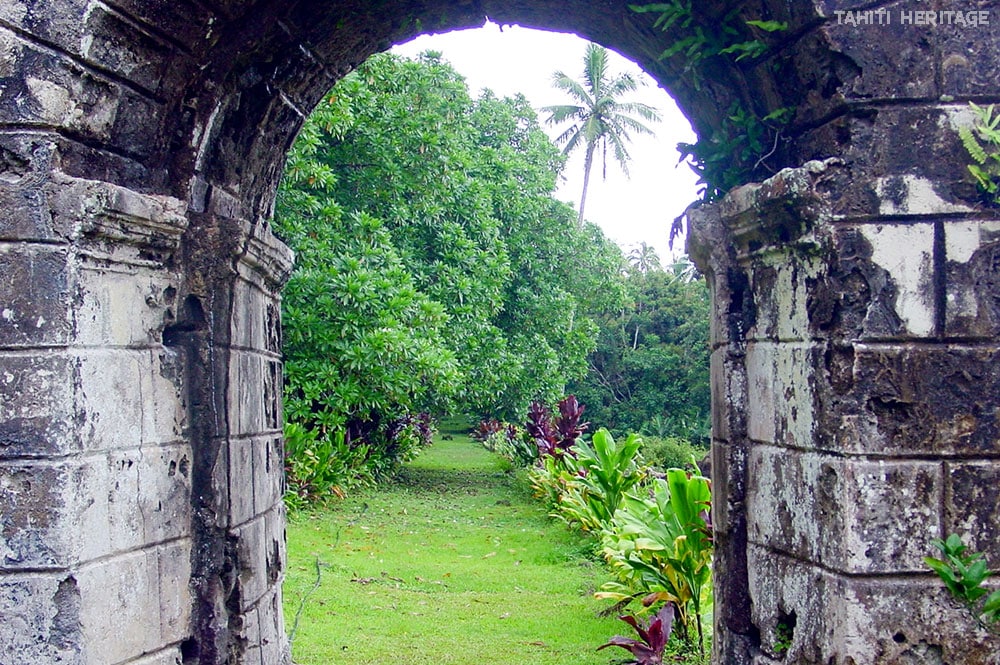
[628,241,662,274]
[543,43,662,226]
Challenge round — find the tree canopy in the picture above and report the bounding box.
[275,52,628,475]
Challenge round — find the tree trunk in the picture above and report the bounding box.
[578,143,595,226]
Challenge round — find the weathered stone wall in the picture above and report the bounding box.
[1,164,194,663]
[689,154,1000,663]
[1,1,999,664]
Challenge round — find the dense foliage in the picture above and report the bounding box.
[570,261,711,445]
[520,400,713,660]
[275,52,626,496]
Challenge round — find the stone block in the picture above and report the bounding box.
[254,436,284,515]
[944,219,1000,338]
[231,277,267,352]
[0,244,70,347]
[238,605,263,665]
[229,437,256,527]
[832,344,1000,456]
[805,224,936,341]
[156,539,193,645]
[231,515,267,612]
[81,4,173,93]
[746,545,1000,663]
[264,503,286,591]
[0,353,76,458]
[142,349,187,446]
[104,0,214,52]
[745,342,818,448]
[828,571,1000,663]
[75,349,143,453]
[102,449,144,555]
[710,440,747,537]
[228,351,269,437]
[258,587,290,665]
[820,1,940,101]
[74,267,177,347]
[0,574,83,665]
[77,550,161,664]
[709,347,731,442]
[747,253,825,343]
[0,27,162,159]
[139,444,192,545]
[945,462,1000,562]
[748,447,941,573]
[795,108,975,219]
[0,0,88,55]
[0,462,72,568]
[0,142,71,243]
[857,222,936,338]
[747,545,831,663]
[939,3,1000,96]
[0,1,182,95]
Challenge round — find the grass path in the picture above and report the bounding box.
[282,428,622,664]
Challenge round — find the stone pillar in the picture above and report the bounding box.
[1,150,193,664]
[166,184,294,665]
[690,157,1000,664]
[0,144,293,664]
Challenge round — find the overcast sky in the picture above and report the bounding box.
[391,22,700,263]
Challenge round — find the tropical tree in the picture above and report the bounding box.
[628,241,662,274]
[568,263,711,443]
[543,43,662,225]
[275,52,631,493]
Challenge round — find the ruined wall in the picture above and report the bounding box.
[0,156,292,665]
[0,1,999,664]
[689,150,1000,662]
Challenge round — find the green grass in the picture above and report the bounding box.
[283,431,624,665]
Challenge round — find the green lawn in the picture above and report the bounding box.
[282,430,624,665]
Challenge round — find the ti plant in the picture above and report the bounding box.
[599,468,713,657]
[925,533,1000,634]
[558,429,647,532]
[526,395,589,459]
[597,603,675,665]
[959,102,1000,206]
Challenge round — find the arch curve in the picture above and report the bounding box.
[2,2,1000,665]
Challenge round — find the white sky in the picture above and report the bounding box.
[391,22,700,263]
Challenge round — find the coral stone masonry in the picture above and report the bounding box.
[0,1,998,664]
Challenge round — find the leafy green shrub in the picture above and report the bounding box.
[599,469,713,657]
[284,423,374,509]
[640,435,707,473]
[558,429,648,533]
[926,533,1000,633]
[476,419,536,467]
[527,454,575,513]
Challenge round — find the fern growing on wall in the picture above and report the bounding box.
[959,102,1000,205]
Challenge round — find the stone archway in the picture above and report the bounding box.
[1,2,999,664]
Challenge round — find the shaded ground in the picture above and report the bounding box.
[283,429,622,665]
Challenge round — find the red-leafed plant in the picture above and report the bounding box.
[472,418,504,443]
[526,396,589,459]
[596,604,675,665]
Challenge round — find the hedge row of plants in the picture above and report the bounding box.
[475,397,713,663]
